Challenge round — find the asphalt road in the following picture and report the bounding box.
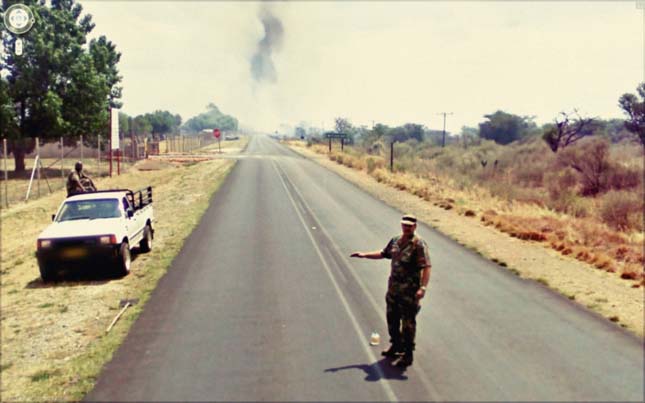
[86,135,644,401]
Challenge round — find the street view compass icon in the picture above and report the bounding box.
[3,4,35,56]
[4,3,35,34]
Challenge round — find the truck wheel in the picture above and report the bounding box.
[115,241,131,277]
[139,225,153,253]
[39,263,58,283]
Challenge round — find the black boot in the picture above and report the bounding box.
[381,344,402,358]
[393,350,413,367]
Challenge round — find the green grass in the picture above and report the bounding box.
[59,305,69,313]
[1,362,13,372]
[536,278,549,286]
[37,303,54,309]
[30,369,61,382]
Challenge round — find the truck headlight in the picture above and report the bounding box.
[99,235,116,245]
[38,240,52,249]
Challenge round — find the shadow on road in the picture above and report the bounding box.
[325,358,409,381]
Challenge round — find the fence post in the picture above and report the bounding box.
[80,134,83,161]
[97,135,101,177]
[3,138,8,208]
[60,136,64,185]
[109,136,112,177]
[390,142,394,172]
[36,137,41,197]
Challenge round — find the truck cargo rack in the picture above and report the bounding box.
[70,187,153,211]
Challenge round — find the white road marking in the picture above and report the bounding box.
[274,156,442,400]
[271,159,399,402]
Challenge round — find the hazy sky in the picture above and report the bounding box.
[80,1,643,134]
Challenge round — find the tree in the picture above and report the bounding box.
[183,103,238,133]
[144,110,182,137]
[333,117,354,144]
[542,110,596,152]
[0,77,18,139]
[132,115,152,137]
[334,117,352,134]
[556,137,611,196]
[1,0,122,172]
[618,83,645,146]
[118,112,130,136]
[460,126,479,149]
[478,110,535,145]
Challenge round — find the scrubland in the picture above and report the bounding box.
[298,137,644,286]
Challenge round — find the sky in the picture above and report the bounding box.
[79,1,644,134]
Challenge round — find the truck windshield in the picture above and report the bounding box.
[57,199,121,222]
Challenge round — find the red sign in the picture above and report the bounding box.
[213,128,221,139]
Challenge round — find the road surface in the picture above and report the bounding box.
[86,135,644,401]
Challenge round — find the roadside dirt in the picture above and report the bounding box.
[0,138,247,401]
[288,144,644,338]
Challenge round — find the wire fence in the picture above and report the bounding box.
[0,134,218,208]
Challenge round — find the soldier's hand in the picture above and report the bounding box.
[415,288,426,300]
[350,252,362,258]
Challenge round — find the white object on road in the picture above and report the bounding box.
[369,332,380,346]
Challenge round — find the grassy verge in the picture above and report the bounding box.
[295,141,644,286]
[1,138,246,401]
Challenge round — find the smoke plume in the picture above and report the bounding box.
[250,6,284,84]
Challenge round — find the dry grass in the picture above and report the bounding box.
[0,137,247,401]
[287,141,644,338]
[303,141,644,283]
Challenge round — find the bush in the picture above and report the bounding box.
[607,163,641,191]
[513,163,545,187]
[544,167,578,200]
[372,168,390,183]
[556,138,611,196]
[547,189,589,217]
[599,190,644,231]
[366,157,385,174]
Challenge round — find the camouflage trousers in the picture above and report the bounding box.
[386,292,421,352]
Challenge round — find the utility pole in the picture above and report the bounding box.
[437,112,453,148]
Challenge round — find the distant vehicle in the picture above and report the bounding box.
[35,187,154,281]
[224,134,239,141]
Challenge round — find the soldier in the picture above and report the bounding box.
[66,161,96,197]
[350,214,431,367]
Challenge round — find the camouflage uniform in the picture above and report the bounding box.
[66,171,95,197]
[381,234,431,354]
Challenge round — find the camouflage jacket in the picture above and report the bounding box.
[381,234,431,297]
[66,171,93,195]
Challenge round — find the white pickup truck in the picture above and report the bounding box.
[36,187,154,281]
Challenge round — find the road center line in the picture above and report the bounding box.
[271,159,398,402]
[274,156,441,400]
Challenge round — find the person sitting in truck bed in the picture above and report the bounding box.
[66,161,97,197]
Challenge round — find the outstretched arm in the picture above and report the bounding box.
[350,250,384,259]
